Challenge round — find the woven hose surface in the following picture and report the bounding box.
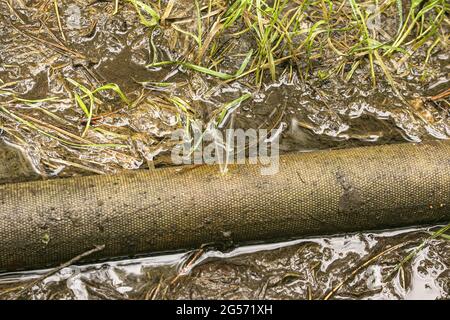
[1,141,449,271]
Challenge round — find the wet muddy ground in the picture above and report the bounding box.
[0,0,449,299]
[0,225,448,300]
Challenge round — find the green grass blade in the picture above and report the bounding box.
[127,0,160,27]
[92,83,130,105]
[74,93,89,117]
[216,93,251,127]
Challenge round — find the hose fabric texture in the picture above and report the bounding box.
[0,141,449,271]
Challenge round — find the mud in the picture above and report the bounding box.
[0,0,449,300]
[0,226,448,300]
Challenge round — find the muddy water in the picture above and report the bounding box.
[0,226,448,300]
[0,1,449,299]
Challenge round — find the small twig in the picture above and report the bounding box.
[10,245,105,299]
[39,17,65,47]
[47,158,106,175]
[161,0,175,25]
[53,0,66,41]
[145,276,164,300]
[5,0,26,24]
[430,88,450,101]
[196,17,223,64]
[170,248,204,286]
[10,23,85,59]
[323,243,405,300]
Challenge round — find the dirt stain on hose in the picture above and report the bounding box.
[336,171,363,212]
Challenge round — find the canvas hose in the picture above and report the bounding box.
[0,140,449,272]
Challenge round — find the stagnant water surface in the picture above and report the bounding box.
[0,1,449,299]
[0,226,448,300]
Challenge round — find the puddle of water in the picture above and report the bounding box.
[0,226,447,300]
[1,0,449,177]
[0,0,448,300]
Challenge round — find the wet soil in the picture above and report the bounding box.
[0,226,448,300]
[0,0,449,299]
